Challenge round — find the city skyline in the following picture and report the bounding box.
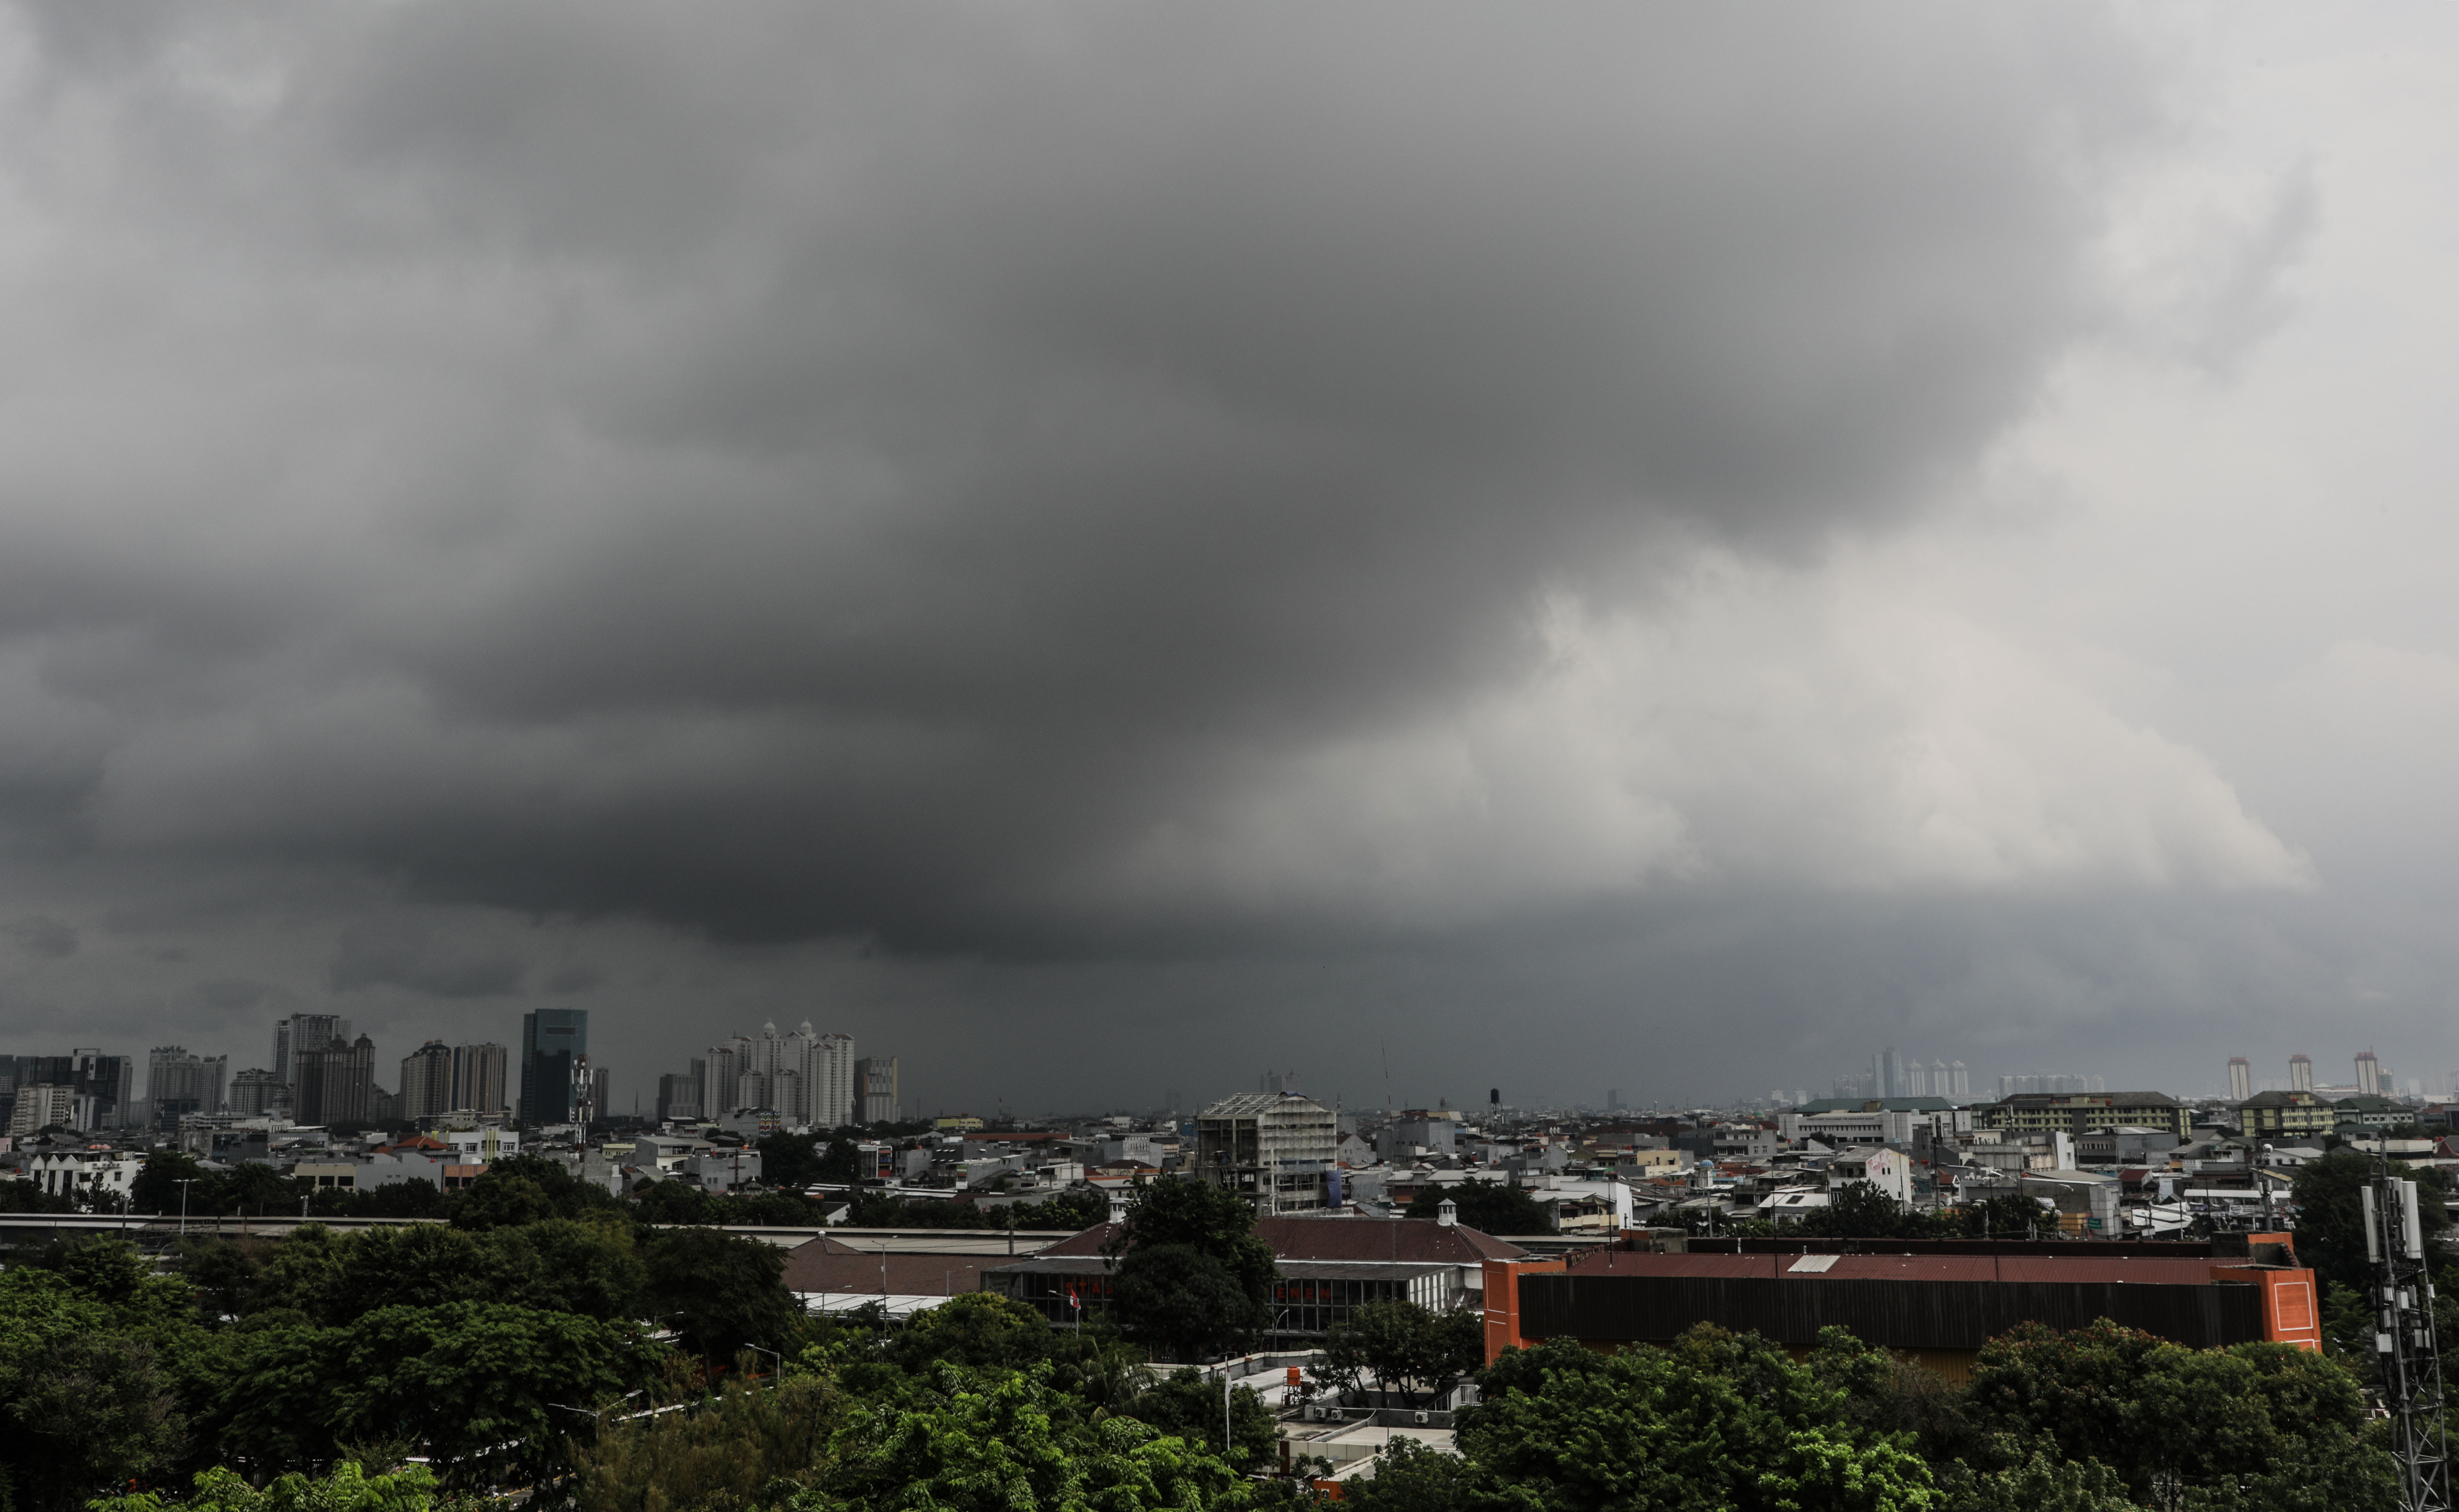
[0,8,2456,1110]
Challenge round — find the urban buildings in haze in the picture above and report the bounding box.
[856,1055,899,1125]
[2289,1053,2314,1092]
[2227,1055,2251,1102]
[519,1009,589,1126]
[294,1033,378,1126]
[698,1022,856,1129]
[400,1040,511,1121]
[272,1014,350,1088]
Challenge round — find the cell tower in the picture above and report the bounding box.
[2366,1164,2450,1512]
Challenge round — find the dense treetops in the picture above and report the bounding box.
[1,1155,2429,1512]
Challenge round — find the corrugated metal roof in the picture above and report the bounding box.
[1565,1251,2264,1286]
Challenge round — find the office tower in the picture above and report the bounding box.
[227,1067,286,1116]
[2227,1056,2251,1102]
[452,1043,509,1115]
[1879,1048,1903,1100]
[400,1041,456,1121]
[2356,1051,2382,1097]
[271,1014,351,1087]
[68,1050,134,1129]
[519,1009,589,1125]
[294,1034,377,1126]
[2289,1054,2314,1092]
[856,1056,899,1125]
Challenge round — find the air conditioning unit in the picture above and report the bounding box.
[1414,1411,1430,1425]
[1305,1405,1324,1421]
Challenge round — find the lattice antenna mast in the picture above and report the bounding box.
[2368,1162,2451,1512]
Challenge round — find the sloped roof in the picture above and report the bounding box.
[780,1238,995,1298]
[1037,1216,1526,1264]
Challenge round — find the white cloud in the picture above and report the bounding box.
[1089,546,2310,927]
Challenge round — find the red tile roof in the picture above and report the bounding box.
[780,1239,995,1297]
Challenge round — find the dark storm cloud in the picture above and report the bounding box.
[327,920,528,999]
[11,916,76,959]
[0,2,2164,948]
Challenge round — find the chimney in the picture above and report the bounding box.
[1436,1197,1457,1228]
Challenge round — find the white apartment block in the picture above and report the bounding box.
[705,1022,857,1130]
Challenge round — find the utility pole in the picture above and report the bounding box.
[2367,1161,2451,1512]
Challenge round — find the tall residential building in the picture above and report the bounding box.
[813,1032,855,1128]
[1196,1092,1339,1216]
[2227,1056,2252,1103]
[519,1009,589,1126]
[2289,1054,2314,1092]
[400,1041,456,1121]
[7,1083,73,1136]
[705,1024,855,1127]
[701,1037,748,1121]
[2355,1051,2382,1097]
[856,1055,899,1125]
[294,1034,377,1126]
[1877,1048,1904,1100]
[147,1047,227,1119]
[1902,1060,1929,1097]
[1948,1061,1970,1099]
[656,1069,701,1123]
[226,1068,287,1116]
[452,1043,510,1116]
[272,1014,351,1087]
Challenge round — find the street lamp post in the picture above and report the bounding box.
[175,1177,197,1238]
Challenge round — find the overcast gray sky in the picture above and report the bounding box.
[2,2,2455,1116]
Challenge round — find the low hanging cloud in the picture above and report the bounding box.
[0,1,2283,958]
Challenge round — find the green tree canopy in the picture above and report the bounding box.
[1962,1317,2387,1510]
[1104,1178,1277,1362]
[1318,1299,1484,1408]
[1459,1328,1935,1512]
[1406,1178,1553,1236]
[1122,1367,1278,1471]
[1111,1244,1269,1363]
[2292,1149,2453,1295]
[641,1226,799,1365]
